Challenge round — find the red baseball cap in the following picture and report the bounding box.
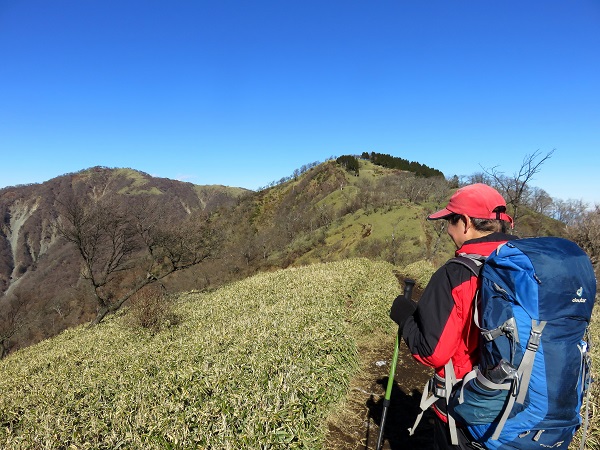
[428,183,513,224]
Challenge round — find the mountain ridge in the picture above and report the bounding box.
[0,160,568,356]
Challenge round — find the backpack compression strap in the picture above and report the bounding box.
[578,330,593,450]
[516,321,546,404]
[490,320,547,441]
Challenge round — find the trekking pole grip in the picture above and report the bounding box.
[403,278,415,300]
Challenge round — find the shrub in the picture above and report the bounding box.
[127,288,179,333]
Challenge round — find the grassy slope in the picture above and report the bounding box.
[290,160,456,266]
[0,258,404,449]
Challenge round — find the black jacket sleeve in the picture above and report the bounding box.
[389,294,417,333]
[401,262,474,368]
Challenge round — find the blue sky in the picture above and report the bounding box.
[1,1,599,204]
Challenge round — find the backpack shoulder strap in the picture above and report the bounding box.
[450,253,487,331]
[448,253,485,277]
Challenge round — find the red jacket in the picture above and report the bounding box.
[401,232,518,418]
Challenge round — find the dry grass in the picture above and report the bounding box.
[571,297,600,450]
[0,258,400,449]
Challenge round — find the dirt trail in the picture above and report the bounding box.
[326,337,435,450]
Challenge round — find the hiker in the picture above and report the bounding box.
[390,183,517,449]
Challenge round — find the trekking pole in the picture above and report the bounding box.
[376,278,415,450]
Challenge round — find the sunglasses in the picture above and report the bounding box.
[447,214,464,225]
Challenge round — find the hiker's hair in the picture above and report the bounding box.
[448,213,510,233]
[471,218,509,233]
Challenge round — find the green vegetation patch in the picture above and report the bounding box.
[114,168,147,183]
[316,205,428,260]
[119,185,163,195]
[348,160,388,184]
[0,258,399,449]
[193,184,249,198]
[108,168,162,195]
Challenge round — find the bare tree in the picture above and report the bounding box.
[482,149,554,226]
[465,172,493,186]
[552,198,590,226]
[426,219,449,262]
[403,175,431,203]
[0,292,34,358]
[57,194,221,325]
[568,205,600,274]
[528,186,554,216]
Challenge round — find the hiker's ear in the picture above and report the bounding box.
[461,215,471,233]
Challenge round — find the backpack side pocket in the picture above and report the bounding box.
[449,376,509,425]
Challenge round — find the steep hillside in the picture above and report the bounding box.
[0,167,250,352]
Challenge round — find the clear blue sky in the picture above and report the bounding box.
[1,1,599,204]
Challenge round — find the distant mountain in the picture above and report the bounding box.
[0,167,250,353]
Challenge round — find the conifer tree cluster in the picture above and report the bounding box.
[335,155,360,176]
[360,151,444,178]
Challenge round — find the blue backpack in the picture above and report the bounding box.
[447,237,596,449]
